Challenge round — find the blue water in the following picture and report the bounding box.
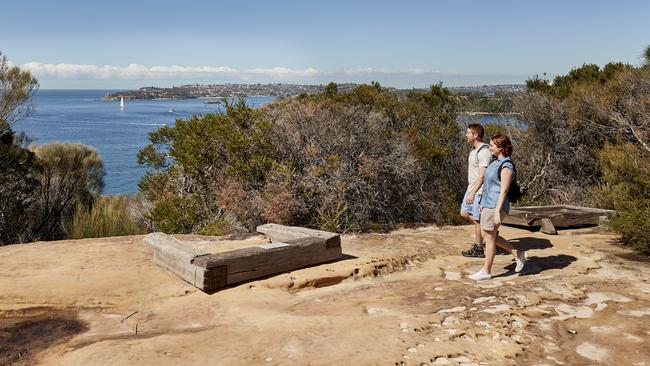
[14,90,276,195]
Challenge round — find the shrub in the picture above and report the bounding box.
[68,195,148,239]
[0,52,40,245]
[138,84,465,233]
[0,124,41,244]
[29,142,104,240]
[596,143,650,253]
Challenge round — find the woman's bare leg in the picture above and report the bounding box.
[494,235,520,260]
[482,229,497,273]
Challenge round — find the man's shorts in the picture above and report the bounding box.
[480,207,508,231]
[460,190,481,222]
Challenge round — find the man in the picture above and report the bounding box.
[460,123,502,257]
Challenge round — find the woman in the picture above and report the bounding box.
[469,134,526,281]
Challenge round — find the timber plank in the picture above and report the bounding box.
[502,205,616,230]
[257,224,341,248]
[143,225,343,292]
[143,232,204,262]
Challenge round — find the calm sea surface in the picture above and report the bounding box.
[14,90,276,195]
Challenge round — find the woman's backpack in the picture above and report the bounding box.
[497,159,523,203]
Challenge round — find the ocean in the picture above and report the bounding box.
[14,90,276,195]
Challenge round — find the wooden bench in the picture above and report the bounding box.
[143,224,342,292]
[501,204,616,234]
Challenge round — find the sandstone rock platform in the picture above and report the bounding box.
[1,225,648,365]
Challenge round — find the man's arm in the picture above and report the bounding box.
[466,166,487,204]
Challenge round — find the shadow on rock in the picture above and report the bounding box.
[0,308,86,366]
[508,237,553,251]
[499,254,577,277]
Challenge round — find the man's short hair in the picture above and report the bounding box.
[467,123,485,141]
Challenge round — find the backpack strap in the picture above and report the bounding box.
[497,158,516,181]
[474,144,489,165]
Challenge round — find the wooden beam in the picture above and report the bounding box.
[257,224,341,249]
[502,205,616,229]
[192,236,342,287]
[142,225,343,292]
[540,218,558,235]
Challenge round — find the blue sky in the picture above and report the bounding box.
[2,0,648,89]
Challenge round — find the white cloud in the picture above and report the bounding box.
[22,62,448,80]
[21,61,528,88]
[22,62,322,80]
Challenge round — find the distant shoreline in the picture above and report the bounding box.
[104,83,525,101]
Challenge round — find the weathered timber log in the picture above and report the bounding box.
[192,236,342,286]
[143,232,217,289]
[142,224,343,292]
[143,232,204,262]
[540,218,558,235]
[257,224,341,248]
[502,205,616,231]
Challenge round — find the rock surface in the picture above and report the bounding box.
[0,225,649,365]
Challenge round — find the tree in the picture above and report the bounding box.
[0,52,39,139]
[324,82,338,97]
[0,52,40,244]
[29,143,105,240]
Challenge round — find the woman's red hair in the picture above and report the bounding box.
[491,134,513,156]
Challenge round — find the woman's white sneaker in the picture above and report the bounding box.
[515,251,527,273]
[469,269,492,281]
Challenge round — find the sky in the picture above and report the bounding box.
[2,0,649,89]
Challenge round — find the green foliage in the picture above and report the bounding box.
[149,194,202,234]
[459,93,516,113]
[1,52,39,134]
[324,82,338,97]
[0,124,41,244]
[138,100,275,233]
[596,144,650,253]
[482,123,509,140]
[526,62,632,100]
[519,48,650,254]
[525,75,552,95]
[0,52,41,244]
[29,143,105,240]
[138,83,466,233]
[68,195,148,239]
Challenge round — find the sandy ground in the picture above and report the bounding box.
[0,225,649,366]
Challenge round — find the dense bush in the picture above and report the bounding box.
[596,144,650,253]
[29,143,105,240]
[511,92,601,204]
[1,52,40,244]
[0,124,41,243]
[67,195,148,239]
[138,84,465,233]
[517,46,650,253]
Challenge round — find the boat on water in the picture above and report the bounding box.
[169,107,175,113]
[119,96,125,110]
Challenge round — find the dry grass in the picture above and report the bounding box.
[68,195,148,239]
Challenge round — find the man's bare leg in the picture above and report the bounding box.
[474,221,483,246]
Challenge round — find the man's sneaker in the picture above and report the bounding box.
[496,246,509,255]
[462,243,485,258]
[515,250,527,273]
[469,268,492,281]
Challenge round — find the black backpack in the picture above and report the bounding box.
[497,159,523,203]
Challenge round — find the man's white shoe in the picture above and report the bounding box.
[469,269,492,281]
[515,250,527,273]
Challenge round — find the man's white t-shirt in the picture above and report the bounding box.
[467,143,492,195]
